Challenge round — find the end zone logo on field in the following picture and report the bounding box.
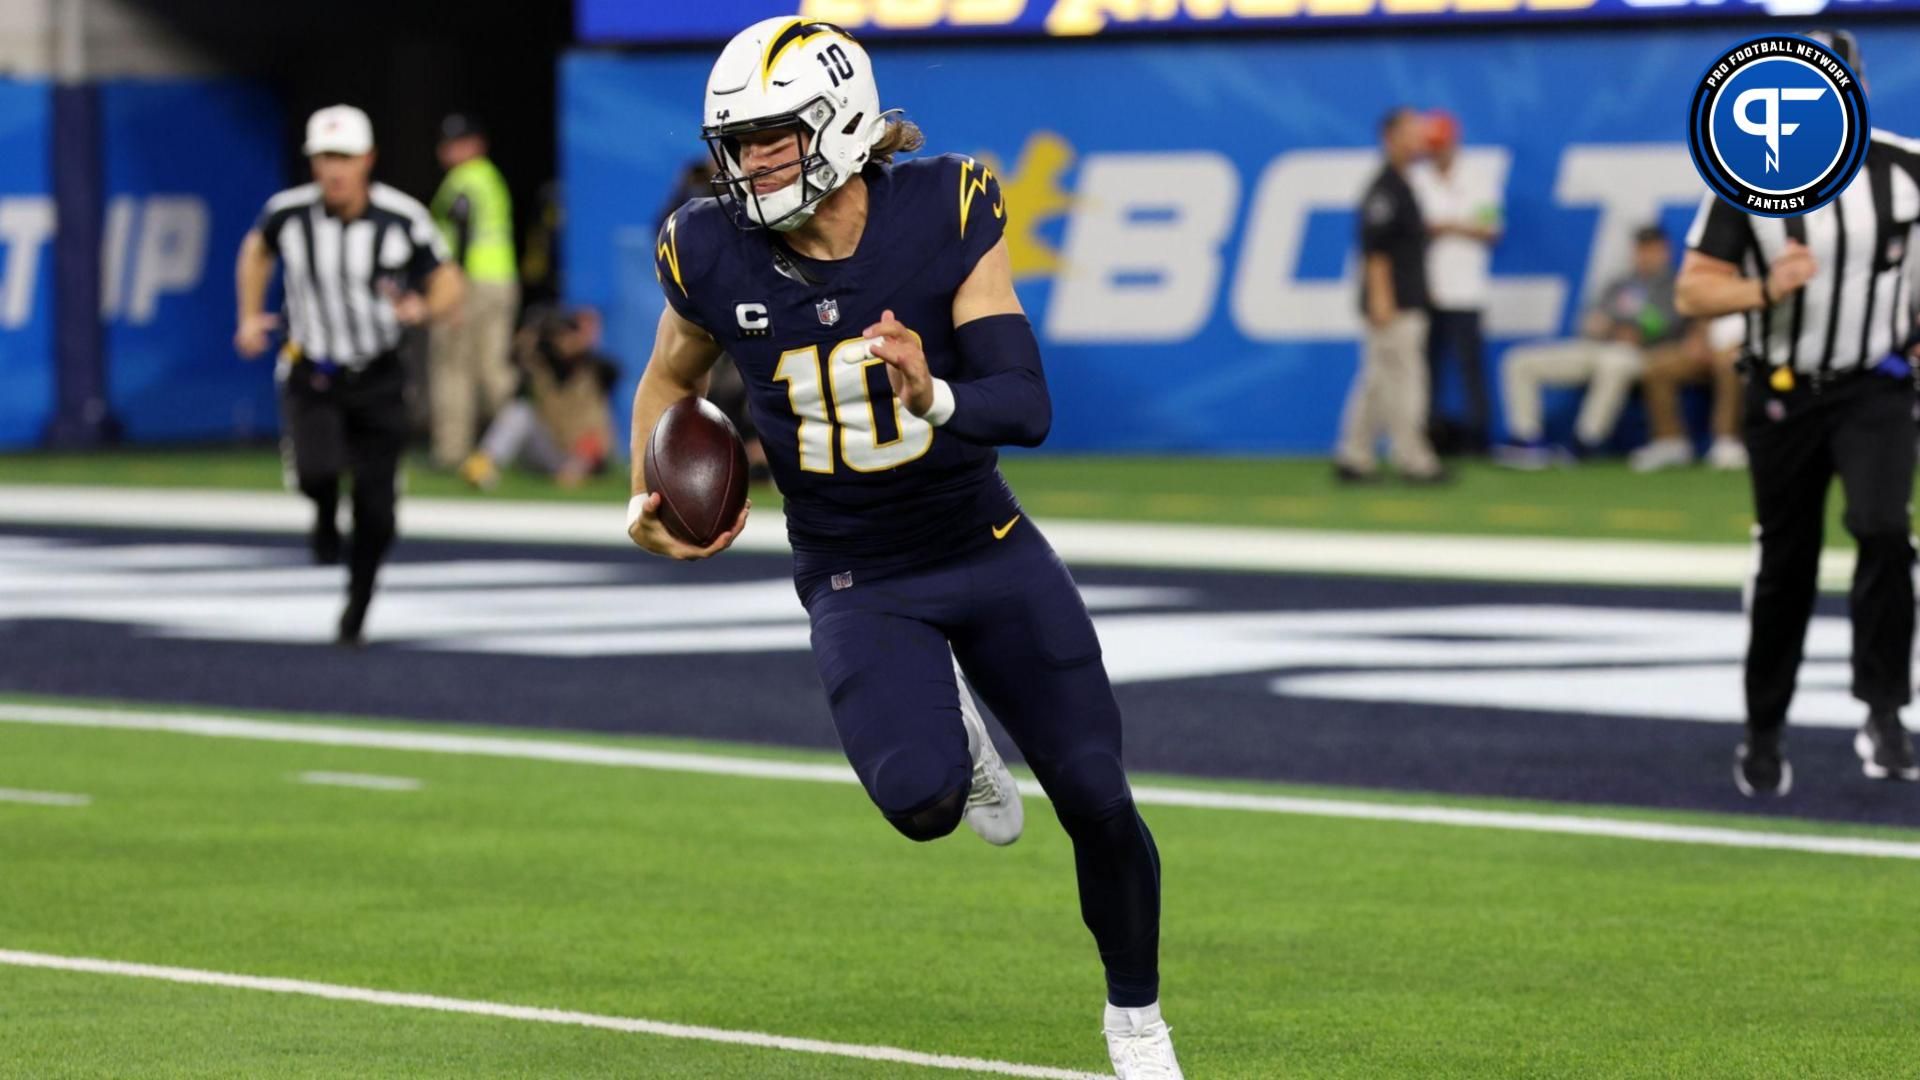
[1688,35,1868,217]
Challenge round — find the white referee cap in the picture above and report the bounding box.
[303,105,374,156]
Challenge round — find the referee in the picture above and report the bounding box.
[1677,30,1920,796]
[234,105,465,646]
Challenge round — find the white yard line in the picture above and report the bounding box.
[4,702,1917,861]
[0,483,1855,588]
[0,949,1103,1080]
[293,771,422,792]
[0,787,89,807]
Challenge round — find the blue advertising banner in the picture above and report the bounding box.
[0,80,54,449]
[100,80,284,442]
[0,78,281,449]
[562,25,1920,451]
[579,0,1920,42]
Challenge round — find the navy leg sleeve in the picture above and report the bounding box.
[951,530,1162,1007]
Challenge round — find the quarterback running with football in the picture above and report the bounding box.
[624,18,1182,1079]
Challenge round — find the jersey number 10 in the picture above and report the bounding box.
[774,339,934,474]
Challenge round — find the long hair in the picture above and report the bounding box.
[869,117,925,165]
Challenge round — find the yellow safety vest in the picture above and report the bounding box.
[431,157,516,283]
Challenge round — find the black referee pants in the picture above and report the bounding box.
[1744,372,1917,734]
[280,354,408,613]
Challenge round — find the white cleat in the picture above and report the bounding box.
[1629,437,1695,473]
[1706,437,1749,471]
[1104,1002,1184,1080]
[955,659,1022,846]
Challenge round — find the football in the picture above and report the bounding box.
[643,397,750,547]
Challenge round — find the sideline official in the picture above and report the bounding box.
[1677,30,1920,795]
[235,104,465,646]
[1335,107,1446,484]
[430,114,520,471]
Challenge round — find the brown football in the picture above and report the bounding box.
[643,397,749,548]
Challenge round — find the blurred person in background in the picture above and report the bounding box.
[1409,109,1501,456]
[1334,106,1447,485]
[1495,224,1681,468]
[429,113,519,469]
[1629,313,1748,472]
[654,159,717,231]
[234,104,463,646]
[519,179,564,307]
[462,305,617,491]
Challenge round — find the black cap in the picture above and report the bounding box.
[1806,29,1863,75]
[439,113,486,143]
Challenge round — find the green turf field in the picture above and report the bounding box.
[4,698,1919,1079]
[0,446,1896,547]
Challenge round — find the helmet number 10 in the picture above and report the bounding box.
[817,45,856,89]
[774,339,934,474]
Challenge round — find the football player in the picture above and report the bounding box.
[624,18,1182,1079]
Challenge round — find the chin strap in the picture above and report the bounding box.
[766,204,817,233]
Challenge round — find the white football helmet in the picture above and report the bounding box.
[702,18,887,232]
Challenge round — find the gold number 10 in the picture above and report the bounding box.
[772,339,934,474]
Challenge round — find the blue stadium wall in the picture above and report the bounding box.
[0,78,282,449]
[0,81,56,448]
[562,24,1920,453]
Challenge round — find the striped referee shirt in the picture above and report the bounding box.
[254,182,449,369]
[1687,129,1920,375]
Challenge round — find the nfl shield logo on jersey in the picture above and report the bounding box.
[816,298,840,326]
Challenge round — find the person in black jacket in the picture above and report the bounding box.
[1334,107,1446,484]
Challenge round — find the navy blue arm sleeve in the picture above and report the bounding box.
[942,313,1051,448]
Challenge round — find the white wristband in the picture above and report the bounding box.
[626,493,650,533]
[923,378,956,427]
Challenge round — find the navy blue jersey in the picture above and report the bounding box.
[656,154,1021,584]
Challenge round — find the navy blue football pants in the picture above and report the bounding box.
[800,521,1162,1007]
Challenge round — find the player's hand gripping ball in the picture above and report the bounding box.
[638,397,750,554]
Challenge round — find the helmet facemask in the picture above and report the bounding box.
[704,97,853,233]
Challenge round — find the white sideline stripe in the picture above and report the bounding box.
[0,704,861,783]
[0,787,90,807]
[0,483,1859,589]
[0,950,1104,1080]
[6,702,1920,860]
[294,771,422,792]
[1122,785,1920,860]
